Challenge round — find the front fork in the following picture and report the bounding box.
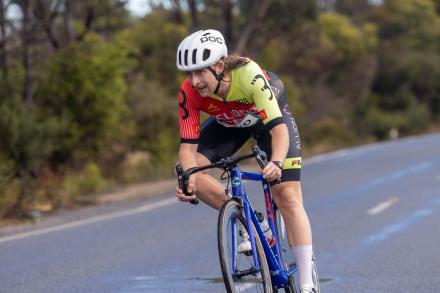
[230,198,261,276]
[243,199,261,271]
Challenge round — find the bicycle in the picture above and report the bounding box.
[176,145,320,293]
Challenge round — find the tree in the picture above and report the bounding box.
[234,0,272,54]
[36,34,133,165]
[33,0,62,50]
[187,0,199,29]
[223,0,233,45]
[15,0,34,107]
[0,0,8,80]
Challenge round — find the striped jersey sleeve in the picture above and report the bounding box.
[178,80,202,143]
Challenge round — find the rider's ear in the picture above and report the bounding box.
[215,59,225,73]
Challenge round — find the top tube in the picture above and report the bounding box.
[188,148,265,175]
[241,171,264,181]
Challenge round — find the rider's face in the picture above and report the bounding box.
[186,68,215,97]
[186,61,224,97]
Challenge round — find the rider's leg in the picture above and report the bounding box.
[194,152,251,253]
[272,181,312,245]
[193,152,229,209]
[194,118,251,209]
[272,181,314,290]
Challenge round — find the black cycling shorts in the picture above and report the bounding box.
[197,72,302,182]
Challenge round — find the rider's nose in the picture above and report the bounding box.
[187,73,197,85]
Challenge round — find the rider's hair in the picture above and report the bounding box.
[222,56,251,72]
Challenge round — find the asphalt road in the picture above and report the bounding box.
[1,133,440,293]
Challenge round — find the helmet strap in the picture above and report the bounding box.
[207,66,224,95]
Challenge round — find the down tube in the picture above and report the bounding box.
[231,167,260,271]
[261,182,295,287]
[247,199,289,286]
[262,181,284,270]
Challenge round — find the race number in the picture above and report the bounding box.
[236,113,260,128]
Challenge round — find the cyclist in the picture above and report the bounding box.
[175,29,315,293]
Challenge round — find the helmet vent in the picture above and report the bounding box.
[178,50,182,66]
[202,49,211,61]
[184,49,189,66]
[192,49,197,64]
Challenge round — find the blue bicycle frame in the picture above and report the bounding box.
[229,165,298,289]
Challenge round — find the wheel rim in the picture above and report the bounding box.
[219,201,270,292]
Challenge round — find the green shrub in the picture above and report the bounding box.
[118,151,151,184]
[60,162,109,205]
[0,155,20,219]
[37,33,133,164]
[305,119,357,153]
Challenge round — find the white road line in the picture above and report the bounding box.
[0,197,177,245]
[367,197,399,215]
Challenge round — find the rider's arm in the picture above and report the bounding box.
[269,123,289,163]
[178,143,198,171]
[176,82,201,197]
[176,143,199,199]
[244,61,288,180]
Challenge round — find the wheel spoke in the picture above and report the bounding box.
[218,199,272,292]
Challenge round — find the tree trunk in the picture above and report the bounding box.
[223,0,233,47]
[34,0,61,50]
[171,0,183,24]
[19,0,33,108]
[76,4,95,41]
[0,0,8,80]
[234,0,272,54]
[187,0,198,30]
[63,0,73,43]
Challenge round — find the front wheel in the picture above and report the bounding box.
[218,198,272,292]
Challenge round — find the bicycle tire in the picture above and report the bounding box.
[274,208,295,271]
[311,255,320,293]
[284,255,320,293]
[274,208,298,293]
[218,198,272,293]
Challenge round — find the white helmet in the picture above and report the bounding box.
[176,29,228,71]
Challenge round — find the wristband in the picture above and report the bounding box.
[272,160,283,170]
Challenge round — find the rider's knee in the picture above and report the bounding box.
[273,182,304,210]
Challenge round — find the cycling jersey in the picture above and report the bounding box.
[197,72,302,182]
[178,60,285,143]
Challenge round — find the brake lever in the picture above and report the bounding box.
[252,145,282,183]
[252,145,267,169]
[175,163,199,205]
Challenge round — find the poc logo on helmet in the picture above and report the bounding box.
[200,36,223,44]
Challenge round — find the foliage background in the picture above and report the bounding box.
[1,0,439,218]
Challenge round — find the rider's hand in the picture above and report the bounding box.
[175,177,197,202]
[262,161,282,182]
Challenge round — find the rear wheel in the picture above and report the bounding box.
[275,208,295,271]
[218,198,272,292]
[274,208,320,293]
[311,255,320,293]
